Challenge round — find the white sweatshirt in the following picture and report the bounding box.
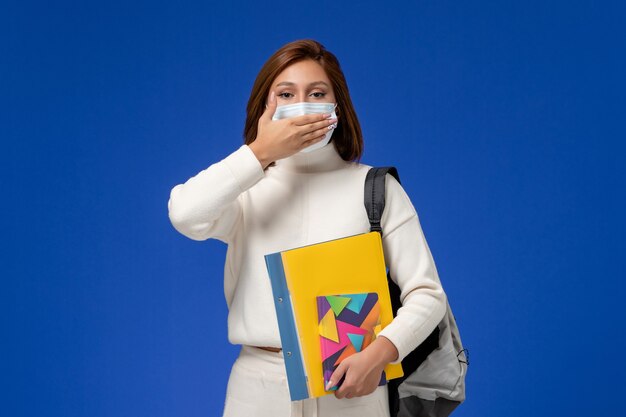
[167,141,447,364]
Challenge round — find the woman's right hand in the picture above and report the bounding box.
[249,91,338,169]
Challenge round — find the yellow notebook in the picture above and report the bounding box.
[265,231,404,401]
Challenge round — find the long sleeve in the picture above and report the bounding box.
[167,144,265,243]
[376,174,448,364]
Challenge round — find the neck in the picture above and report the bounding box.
[274,141,347,173]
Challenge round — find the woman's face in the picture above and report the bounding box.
[269,59,337,107]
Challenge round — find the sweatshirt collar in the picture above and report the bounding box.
[273,141,347,173]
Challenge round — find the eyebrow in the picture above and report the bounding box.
[275,81,330,88]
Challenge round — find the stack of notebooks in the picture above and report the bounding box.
[264,231,403,401]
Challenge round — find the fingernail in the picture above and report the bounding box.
[323,113,332,119]
[326,381,333,390]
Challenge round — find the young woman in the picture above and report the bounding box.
[167,39,447,417]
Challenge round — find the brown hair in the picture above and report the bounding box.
[243,39,363,163]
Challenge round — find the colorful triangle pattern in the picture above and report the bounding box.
[316,292,384,391]
[347,333,364,352]
[318,308,339,343]
[345,293,368,314]
[326,295,351,316]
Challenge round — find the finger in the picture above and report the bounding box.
[327,361,349,394]
[335,380,351,399]
[301,122,336,142]
[299,117,337,135]
[291,112,333,126]
[300,131,326,150]
[260,90,277,121]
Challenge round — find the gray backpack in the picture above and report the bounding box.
[364,167,469,417]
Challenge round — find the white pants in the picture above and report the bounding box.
[222,345,391,417]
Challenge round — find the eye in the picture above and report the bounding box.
[311,92,326,98]
[278,92,293,98]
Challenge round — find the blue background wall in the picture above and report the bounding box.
[2,1,625,416]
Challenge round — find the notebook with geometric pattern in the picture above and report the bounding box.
[317,292,387,391]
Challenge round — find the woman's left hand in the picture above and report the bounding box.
[327,336,399,399]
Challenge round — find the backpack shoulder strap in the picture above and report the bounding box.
[364,167,401,233]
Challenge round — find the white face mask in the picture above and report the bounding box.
[272,102,338,153]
